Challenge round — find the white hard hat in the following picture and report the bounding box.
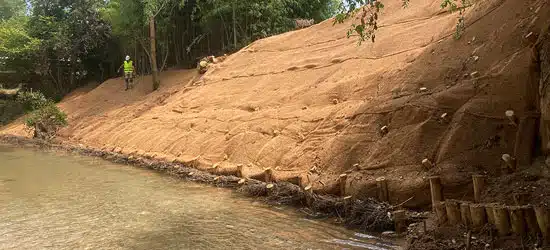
[125,55,130,60]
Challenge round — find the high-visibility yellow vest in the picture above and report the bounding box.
[124,60,133,73]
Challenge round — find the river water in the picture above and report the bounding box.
[0,145,400,250]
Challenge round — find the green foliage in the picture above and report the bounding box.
[24,101,68,137]
[16,91,49,112]
[0,0,26,21]
[335,0,473,44]
[0,16,41,72]
[25,101,67,128]
[334,1,383,45]
[196,0,340,43]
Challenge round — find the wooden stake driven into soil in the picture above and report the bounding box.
[277,175,302,186]
[461,202,472,227]
[376,177,389,202]
[505,110,517,126]
[494,206,511,236]
[422,159,434,169]
[304,184,314,206]
[513,117,537,166]
[534,206,550,245]
[339,174,347,196]
[435,201,448,225]
[264,168,273,183]
[521,206,541,236]
[428,176,443,210]
[393,210,407,234]
[509,206,526,237]
[486,203,498,226]
[470,203,487,231]
[472,175,486,203]
[237,164,244,177]
[501,154,517,172]
[446,200,461,225]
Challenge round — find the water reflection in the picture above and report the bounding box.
[0,145,400,249]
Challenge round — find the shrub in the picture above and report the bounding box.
[16,90,49,112]
[24,101,68,140]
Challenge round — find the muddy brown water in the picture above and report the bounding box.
[0,145,400,250]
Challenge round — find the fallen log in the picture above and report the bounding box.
[0,83,22,98]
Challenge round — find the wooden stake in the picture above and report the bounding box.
[264,168,274,183]
[278,175,302,186]
[461,202,472,227]
[466,231,472,250]
[509,206,527,237]
[304,185,314,207]
[513,117,537,167]
[376,177,389,202]
[472,175,486,203]
[339,174,347,196]
[380,125,389,135]
[422,158,434,169]
[501,154,517,172]
[429,176,443,211]
[521,206,541,236]
[237,164,244,177]
[393,210,407,234]
[435,201,448,225]
[470,203,487,230]
[486,203,498,226]
[505,110,517,126]
[446,200,461,225]
[494,206,511,236]
[534,206,550,245]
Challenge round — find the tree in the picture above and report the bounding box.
[334,0,471,44]
[0,0,26,21]
[27,0,112,98]
[0,16,41,74]
[144,0,176,91]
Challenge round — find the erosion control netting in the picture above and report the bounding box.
[1,0,549,213]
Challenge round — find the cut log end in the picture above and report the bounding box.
[422,158,434,169]
[380,125,389,135]
[505,110,518,126]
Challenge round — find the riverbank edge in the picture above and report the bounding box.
[0,135,411,241]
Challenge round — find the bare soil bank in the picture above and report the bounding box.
[2,0,550,247]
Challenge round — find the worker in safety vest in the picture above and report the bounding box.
[118,55,135,90]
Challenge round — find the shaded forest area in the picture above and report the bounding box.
[0,0,340,99]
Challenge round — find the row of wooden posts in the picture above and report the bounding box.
[429,175,550,244]
[211,161,548,244]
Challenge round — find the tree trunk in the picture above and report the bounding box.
[150,15,160,91]
[232,2,237,48]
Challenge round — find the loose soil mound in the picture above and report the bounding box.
[2,0,549,208]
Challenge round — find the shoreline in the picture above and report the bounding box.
[0,135,410,241]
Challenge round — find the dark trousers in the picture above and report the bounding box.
[124,72,133,89]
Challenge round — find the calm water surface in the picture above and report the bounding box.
[0,145,400,250]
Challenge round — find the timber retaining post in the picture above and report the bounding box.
[428,176,443,211]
